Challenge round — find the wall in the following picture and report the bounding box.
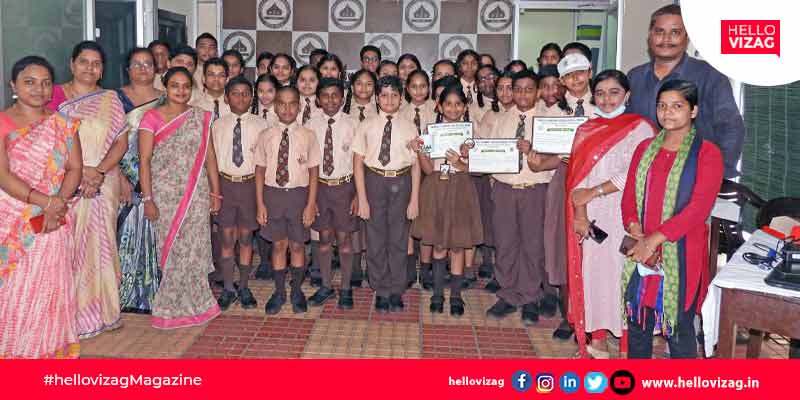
[517,10,573,67]
[220,0,514,73]
[618,0,672,73]
[197,0,218,38]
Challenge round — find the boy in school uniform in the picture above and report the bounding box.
[255,86,321,315]
[306,78,360,309]
[212,75,268,310]
[485,70,562,325]
[353,76,421,313]
[190,57,231,122]
[193,32,219,90]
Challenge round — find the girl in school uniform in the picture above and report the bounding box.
[410,83,483,317]
[295,65,321,125]
[456,50,480,110]
[378,60,398,79]
[473,65,499,124]
[432,59,456,82]
[397,54,422,84]
[252,74,279,126]
[269,53,296,87]
[316,53,346,81]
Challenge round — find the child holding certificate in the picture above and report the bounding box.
[557,51,594,117]
[409,83,483,317]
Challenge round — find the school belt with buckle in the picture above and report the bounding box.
[367,166,411,178]
[498,181,540,190]
[319,175,353,186]
[220,172,255,183]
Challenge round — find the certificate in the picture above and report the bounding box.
[467,139,520,174]
[423,122,472,159]
[531,117,588,154]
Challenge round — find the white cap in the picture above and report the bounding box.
[557,53,591,76]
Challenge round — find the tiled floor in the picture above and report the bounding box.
[80,266,791,359]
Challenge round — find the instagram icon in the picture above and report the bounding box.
[536,373,555,394]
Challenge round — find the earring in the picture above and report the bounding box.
[11,93,17,99]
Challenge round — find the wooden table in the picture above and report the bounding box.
[717,287,800,358]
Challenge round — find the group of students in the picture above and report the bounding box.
[1,8,725,359]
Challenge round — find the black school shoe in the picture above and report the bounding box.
[539,294,559,318]
[308,286,336,306]
[255,264,274,280]
[484,278,500,293]
[338,289,354,310]
[217,290,238,311]
[552,319,574,341]
[450,297,465,317]
[238,287,258,309]
[429,295,444,313]
[486,299,517,320]
[521,302,540,325]
[389,294,405,312]
[350,278,363,288]
[461,274,478,289]
[291,290,308,313]
[264,292,285,315]
[375,296,390,313]
[478,263,493,278]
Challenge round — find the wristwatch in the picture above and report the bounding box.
[141,195,153,202]
[595,185,605,197]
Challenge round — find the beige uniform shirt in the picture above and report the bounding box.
[487,106,555,185]
[190,90,231,120]
[212,112,269,176]
[345,99,379,127]
[565,90,595,117]
[307,111,357,180]
[254,103,279,128]
[254,121,321,189]
[398,99,437,135]
[352,111,418,171]
[475,104,516,139]
[298,95,323,126]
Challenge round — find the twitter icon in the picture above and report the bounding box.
[584,372,608,394]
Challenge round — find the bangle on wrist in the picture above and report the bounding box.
[595,185,605,197]
[44,196,53,211]
[209,192,223,200]
[96,166,107,176]
[141,195,153,202]
[25,188,35,204]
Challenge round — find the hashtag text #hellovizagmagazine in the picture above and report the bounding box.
[448,376,505,389]
[42,373,202,389]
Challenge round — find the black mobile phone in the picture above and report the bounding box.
[588,220,608,244]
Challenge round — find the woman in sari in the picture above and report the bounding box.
[138,67,222,329]
[48,41,129,339]
[116,47,163,314]
[566,70,656,358]
[0,56,83,358]
[621,79,723,358]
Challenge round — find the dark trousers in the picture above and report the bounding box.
[364,170,412,297]
[628,298,698,359]
[492,182,547,306]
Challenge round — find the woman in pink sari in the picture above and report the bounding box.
[48,41,130,339]
[566,70,656,358]
[138,67,222,329]
[0,56,83,358]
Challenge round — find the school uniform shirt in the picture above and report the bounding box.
[254,120,321,189]
[352,110,418,171]
[487,106,555,186]
[470,96,493,125]
[346,99,379,126]
[307,111,357,180]
[398,99,437,135]
[298,95,322,126]
[190,90,231,120]
[212,112,269,176]
[254,103,279,128]
[475,104,516,139]
[565,90,594,117]
[460,78,479,105]
[153,73,165,92]
[534,100,568,117]
[193,65,205,92]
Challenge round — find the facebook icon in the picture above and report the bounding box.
[560,372,581,394]
[512,370,532,392]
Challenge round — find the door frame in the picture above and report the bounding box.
[512,0,622,69]
[85,0,199,46]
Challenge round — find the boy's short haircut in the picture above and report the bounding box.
[309,48,328,59]
[511,69,539,86]
[147,39,171,53]
[537,65,560,80]
[222,49,245,66]
[276,85,301,102]
[375,75,403,95]
[195,32,218,47]
[360,45,381,60]
[171,45,198,65]
[316,78,345,98]
[203,57,229,76]
[225,75,253,95]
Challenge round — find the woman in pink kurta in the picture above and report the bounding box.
[566,70,656,358]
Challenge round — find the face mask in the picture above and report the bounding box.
[593,103,626,119]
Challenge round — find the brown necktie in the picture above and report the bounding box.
[575,99,585,117]
[302,97,311,125]
[232,118,243,168]
[262,108,268,120]
[323,118,335,176]
[413,107,421,135]
[358,106,366,122]
[516,114,526,169]
[466,85,473,104]
[276,128,290,186]
[378,115,392,167]
[213,99,220,121]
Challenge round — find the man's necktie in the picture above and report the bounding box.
[323,118,335,176]
[378,115,392,166]
[575,99,585,117]
[302,97,311,125]
[232,118,244,168]
[213,99,220,121]
[358,106,366,122]
[516,114,526,169]
[276,128,290,186]
[413,107,421,135]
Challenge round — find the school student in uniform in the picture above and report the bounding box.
[432,59,456,83]
[456,50,480,111]
[473,64,499,124]
[306,78,360,309]
[168,45,203,102]
[485,70,562,324]
[377,60,398,79]
[255,86,321,315]
[410,83,482,316]
[359,45,381,74]
[221,49,244,78]
[270,53,297,87]
[353,76,421,313]
[558,52,594,117]
[212,76,268,310]
[190,57,231,121]
[296,65,322,126]
[193,33,218,90]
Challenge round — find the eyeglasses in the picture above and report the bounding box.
[129,62,154,70]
